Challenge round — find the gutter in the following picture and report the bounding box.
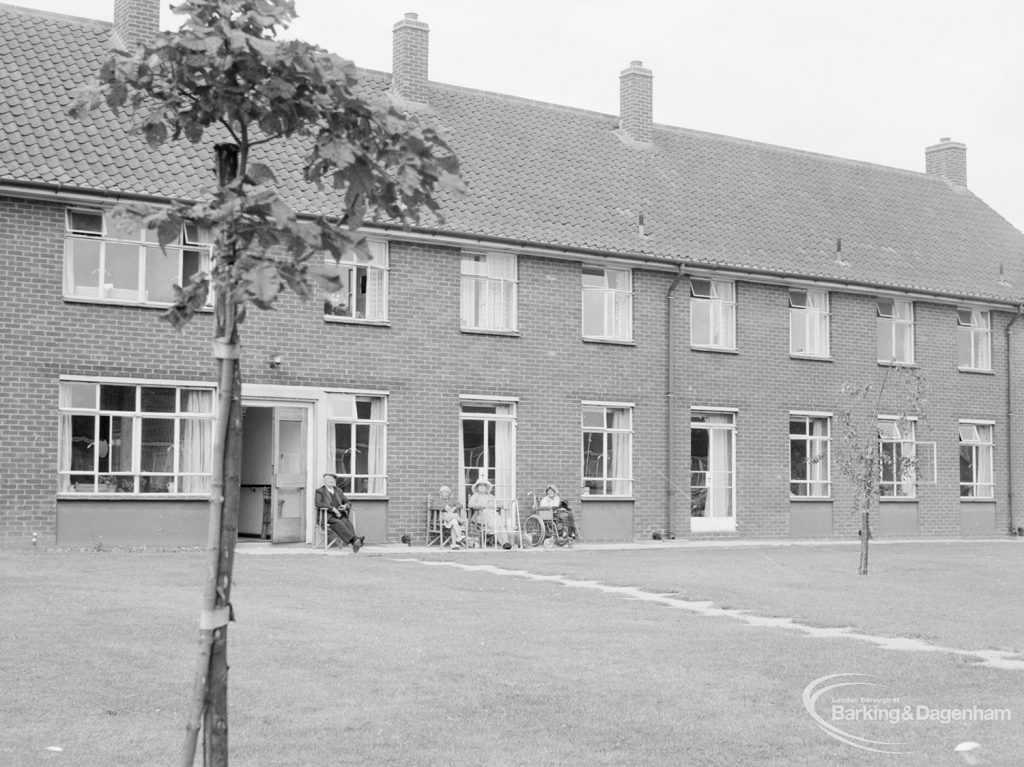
[1006,304,1024,535]
[666,267,685,539]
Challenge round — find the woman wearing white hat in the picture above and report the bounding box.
[468,476,512,549]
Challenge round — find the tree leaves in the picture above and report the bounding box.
[67,0,464,330]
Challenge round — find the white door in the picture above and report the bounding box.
[272,407,308,543]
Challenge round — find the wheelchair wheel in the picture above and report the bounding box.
[523,515,546,547]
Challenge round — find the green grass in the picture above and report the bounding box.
[1,542,1022,766]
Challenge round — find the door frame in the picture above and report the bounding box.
[242,392,316,543]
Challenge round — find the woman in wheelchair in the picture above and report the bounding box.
[525,485,579,547]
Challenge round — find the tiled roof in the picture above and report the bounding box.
[3,3,1023,302]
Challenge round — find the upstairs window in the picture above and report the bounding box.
[582,266,632,341]
[957,308,991,371]
[789,288,830,358]
[959,422,994,498]
[63,209,211,306]
[461,253,517,332]
[690,278,735,350]
[323,240,389,322]
[877,298,914,364]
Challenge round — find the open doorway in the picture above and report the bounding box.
[239,404,310,543]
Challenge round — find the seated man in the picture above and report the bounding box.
[467,477,512,549]
[437,485,468,549]
[315,474,364,553]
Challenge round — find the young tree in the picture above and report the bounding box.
[69,2,464,764]
[836,363,927,575]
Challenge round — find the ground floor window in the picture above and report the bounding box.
[460,399,517,503]
[691,409,735,530]
[581,403,633,496]
[327,393,387,494]
[790,413,830,498]
[959,421,994,498]
[878,417,917,497]
[58,379,214,494]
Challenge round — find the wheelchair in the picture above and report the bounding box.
[522,493,576,548]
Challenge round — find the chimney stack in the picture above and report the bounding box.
[619,61,653,143]
[392,12,429,104]
[113,0,159,49]
[925,137,967,187]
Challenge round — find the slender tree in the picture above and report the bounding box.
[836,362,927,575]
[69,2,464,764]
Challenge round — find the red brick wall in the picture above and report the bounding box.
[1,194,1018,545]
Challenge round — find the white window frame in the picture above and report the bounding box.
[789,413,831,498]
[959,420,994,498]
[877,297,915,364]
[789,287,830,357]
[690,278,736,350]
[58,378,215,495]
[957,308,992,371]
[323,240,389,323]
[63,207,211,306]
[690,408,737,531]
[582,266,633,341]
[460,252,518,332]
[460,398,518,505]
[878,416,917,498]
[326,393,388,496]
[581,402,634,497]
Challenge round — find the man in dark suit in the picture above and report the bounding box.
[315,474,363,553]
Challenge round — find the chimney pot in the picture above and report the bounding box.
[392,12,430,104]
[113,0,160,49]
[925,137,967,187]
[619,61,654,144]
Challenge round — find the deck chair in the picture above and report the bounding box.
[314,506,355,552]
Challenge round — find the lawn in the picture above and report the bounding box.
[1,541,1021,766]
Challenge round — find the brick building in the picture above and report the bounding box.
[3,0,1024,547]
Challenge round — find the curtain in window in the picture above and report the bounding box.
[707,415,733,518]
[367,398,386,494]
[608,408,632,495]
[493,403,516,503]
[977,425,993,496]
[806,292,826,354]
[180,389,213,493]
[58,414,73,492]
[808,418,828,496]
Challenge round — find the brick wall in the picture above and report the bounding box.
[1,194,1018,545]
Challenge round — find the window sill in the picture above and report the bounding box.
[959,495,995,503]
[879,496,918,503]
[580,495,634,501]
[957,367,995,375]
[690,346,738,355]
[877,360,917,368]
[324,317,390,327]
[63,295,213,312]
[460,328,521,338]
[790,353,832,362]
[789,496,832,502]
[58,493,210,500]
[583,337,635,346]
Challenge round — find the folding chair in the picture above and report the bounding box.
[314,507,348,552]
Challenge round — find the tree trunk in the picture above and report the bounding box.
[859,510,870,575]
[182,142,243,767]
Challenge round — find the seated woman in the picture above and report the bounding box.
[437,485,468,549]
[314,474,363,553]
[468,477,512,549]
[539,484,579,540]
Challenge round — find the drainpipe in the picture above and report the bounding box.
[666,267,685,539]
[1006,304,1024,535]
